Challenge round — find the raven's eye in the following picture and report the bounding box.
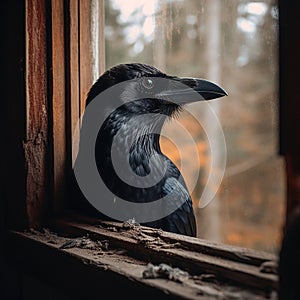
[142,78,154,90]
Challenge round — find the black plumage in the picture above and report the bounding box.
[74,63,227,237]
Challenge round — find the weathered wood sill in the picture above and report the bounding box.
[4,215,278,299]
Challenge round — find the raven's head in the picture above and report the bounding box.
[85,63,227,118]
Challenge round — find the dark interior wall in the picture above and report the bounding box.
[0,0,27,231]
[278,1,300,299]
[0,1,27,299]
[279,0,300,221]
[279,0,300,157]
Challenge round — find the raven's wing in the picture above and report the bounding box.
[162,177,197,237]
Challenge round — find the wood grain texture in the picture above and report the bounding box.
[6,229,277,299]
[66,0,80,172]
[66,0,106,215]
[5,231,188,299]
[79,0,94,114]
[50,217,278,291]
[51,0,67,213]
[69,214,277,266]
[98,0,105,75]
[24,0,49,228]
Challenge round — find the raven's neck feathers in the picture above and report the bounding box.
[103,107,166,156]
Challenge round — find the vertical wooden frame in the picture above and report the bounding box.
[66,0,105,211]
[78,0,105,114]
[79,0,94,114]
[51,0,67,213]
[24,0,49,228]
[51,0,105,215]
[68,0,80,169]
[69,0,105,159]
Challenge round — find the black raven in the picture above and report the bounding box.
[74,63,227,237]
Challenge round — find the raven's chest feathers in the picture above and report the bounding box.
[95,107,182,203]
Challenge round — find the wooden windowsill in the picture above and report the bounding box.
[4,215,278,299]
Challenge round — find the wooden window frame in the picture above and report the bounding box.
[0,0,104,228]
[2,0,299,298]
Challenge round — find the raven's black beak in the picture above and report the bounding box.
[160,77,227,104]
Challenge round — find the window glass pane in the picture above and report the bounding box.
[105,0,283,253]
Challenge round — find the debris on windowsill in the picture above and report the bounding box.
[136,233,180,250]
[28,228,59,245]
[142,263,189,283]
[59,236,109,251]
[122,218,140,229]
